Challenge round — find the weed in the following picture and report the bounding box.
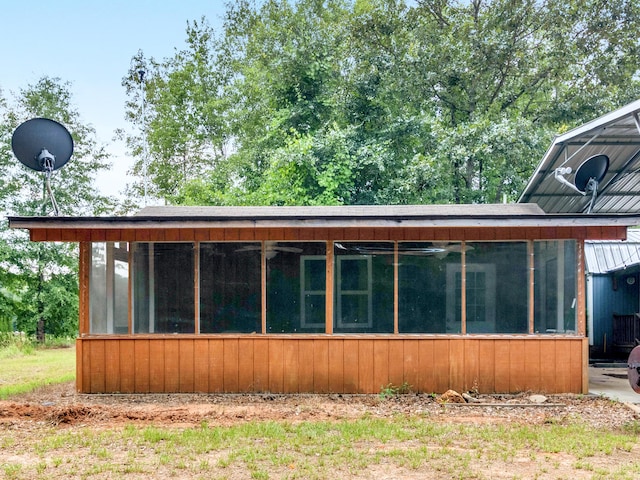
[379,382,412,398]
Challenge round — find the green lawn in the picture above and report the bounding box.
[0,345,75,399]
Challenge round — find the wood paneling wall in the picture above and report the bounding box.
[76,336,587,394]
[33,225,627,243]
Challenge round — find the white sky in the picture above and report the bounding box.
[0,0,226,198]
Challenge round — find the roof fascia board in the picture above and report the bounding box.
[9,215,640,230]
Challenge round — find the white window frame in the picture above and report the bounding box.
[300,255,326,328]
[336,255,373,329]
[446,263,496,333]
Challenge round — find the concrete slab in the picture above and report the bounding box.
[589,366,640,404]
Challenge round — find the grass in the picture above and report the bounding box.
[1,338,639,478]
[0,338,75,399]
[2,416,640,479]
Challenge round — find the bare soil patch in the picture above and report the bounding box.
[0,381,637,429]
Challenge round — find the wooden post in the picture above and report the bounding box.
[326,241,334,334]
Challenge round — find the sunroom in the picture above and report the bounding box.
[9,203,640,394]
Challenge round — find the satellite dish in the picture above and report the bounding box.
[11,118,74,216]
[11,118,74,172]
[627,345,640,394]
[574,154,609,193]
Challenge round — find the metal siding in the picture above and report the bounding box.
[590,273,639,353]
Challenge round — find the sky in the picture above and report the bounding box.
[0,0,227,198]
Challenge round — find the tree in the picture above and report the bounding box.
[124,0,640,206]
[121,19,232,203]
[0,77,112,336]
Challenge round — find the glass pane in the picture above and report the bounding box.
[90,242,129,334]
[90,243,107,333]
[113,244,129,334]
[464,242,528,334]
[334,242,393,333]
[200,243,261,333]
[267,242,326,333]
[399,242,462,333]
[534,241,577,333]
[133,243,195,333]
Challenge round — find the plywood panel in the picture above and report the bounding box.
[478,340,495,393]
[343,339,359,393]
[433,340,450,393]
[328,340,344,393]
[418,339,435,393]
[223,338,240,393]
[76,339,84,393]
[388,340,404,387]
[463,339,480,393]
[89,340,106,394]
[148,340,165,393]
[252,339,269,392]
[239,229,256,241]
[402,340,419,392]
[81,340,91,393]
[298,339,314,392]
[268,339,284,393]
[555,340,571,393]
[195,229,209,242]
[238,338,255,392]
[493,341,511,393]
[105,341,120,392]
[179,340,195,392]
[119,340,135,393]
[523,340,541,392]
[224,229,240,241]
[134,339,151,393]
[209,229,224,241]
[283,340,299,393]
[208,339,224,392]
[164,339,180,393]
[508,339,526,392]
[194,339,209,392]
[358,339,374,393]
[569,339,583,393]
[313,339,329,393]
[449,339,465,392]
[373,340,390,391]
[539,340,557,394]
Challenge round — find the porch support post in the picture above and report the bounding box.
[577,240,586,336]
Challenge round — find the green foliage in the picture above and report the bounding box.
[0,77,112,338]
[379,381,412,398]
[123,0,640,208]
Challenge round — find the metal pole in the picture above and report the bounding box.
[138,69,148,206]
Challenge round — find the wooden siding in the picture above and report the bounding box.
[76,336,588,394]
[32,225,627,243]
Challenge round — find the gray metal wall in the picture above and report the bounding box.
[589,272,639,357]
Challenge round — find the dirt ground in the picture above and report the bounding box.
[2,383,640,479]
[0,382,638,429]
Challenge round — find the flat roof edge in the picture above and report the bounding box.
[8,214,640,230]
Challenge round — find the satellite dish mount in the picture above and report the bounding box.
[11,118,74,216]
[553,154,609,214]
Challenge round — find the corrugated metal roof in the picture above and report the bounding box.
[585,229,640,274]
[520,100,640,214]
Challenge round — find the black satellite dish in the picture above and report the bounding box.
[11,118,74,216]
[11,118,74,172]
[574,154,609,193]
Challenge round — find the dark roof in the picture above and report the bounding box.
[520,99,640,214]
[8,203,640,229]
